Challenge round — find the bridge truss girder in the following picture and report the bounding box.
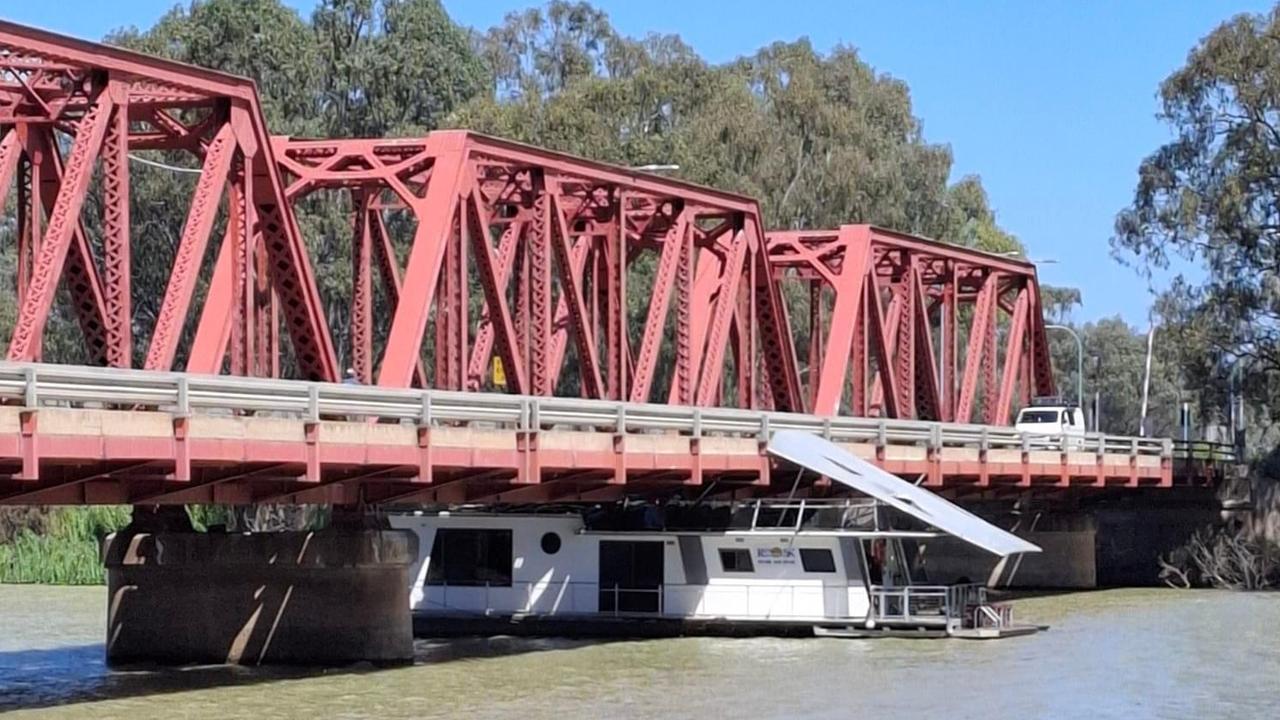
[0,21,338,381]
[274,132,804,412]
[769,226,1055,422]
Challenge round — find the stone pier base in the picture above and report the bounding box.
[102,529,418,666]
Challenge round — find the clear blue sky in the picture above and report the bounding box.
[6,1,1272,323]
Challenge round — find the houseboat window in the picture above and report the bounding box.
[540,532,562,555]
[718,548,754,573]
[426,528,512,587]
[799,548,836,573]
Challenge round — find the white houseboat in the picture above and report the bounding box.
[390,432,1043,639]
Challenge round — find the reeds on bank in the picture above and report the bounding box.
[0,507,130,584]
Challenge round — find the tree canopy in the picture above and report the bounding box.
[1,0,1024,381]
[456,1,1019,251]
[1114,7,1280,422]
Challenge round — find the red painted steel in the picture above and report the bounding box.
[0,20,337,381]
[0,21,1053,422]
[272,133,803,410]
[0,21,1132,505]
[769,226,1055,422]
[0,407,1180,506]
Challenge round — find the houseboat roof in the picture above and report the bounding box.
[767,431,1042,558]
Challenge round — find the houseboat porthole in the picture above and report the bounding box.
[540,531,562,554]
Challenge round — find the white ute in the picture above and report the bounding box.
[1014,398,1086,443]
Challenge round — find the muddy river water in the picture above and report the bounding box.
[0,585,1276,718]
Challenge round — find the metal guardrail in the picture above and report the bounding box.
[0,362,1182,460]
[1170,440,1237,463]
[867,583,989,628]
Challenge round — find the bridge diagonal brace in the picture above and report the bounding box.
[8,93,114,362]
[696,227,750,406]
[377,136,469,387]
[367,209,429,388]
[995,286,1031,425]
[812,225,872,415]
[547,193,604,399]
[630,209,688,404]
[955,272,998,424]
[466,182,527,394]
[546,231,592,389]
[466,219,523,390]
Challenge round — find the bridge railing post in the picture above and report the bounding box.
[173,376,192,483]
[417,391,433,486]
[22,367,37,409]
[419,392,432,427]
[176,376,190,417]
[307,384,320,423]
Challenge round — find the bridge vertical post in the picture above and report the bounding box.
[1128,437,1139,487]
[1093,433,1106,487]
[417,392,433,487]
[689,409,703,487]
[173,376,191,483]
[18,367,37,481]
[304,384,321,483]
[1160,438,1173,487]
[1058,431,1069,487]
[978,427,990,487]
[1019,433,1031,487]
[756,414,771,487]
[612,404,627,486]
[927,424,942,487]
[517,399,541,487]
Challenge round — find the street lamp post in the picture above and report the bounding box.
[1044,324,1083,407]
[1139,322,1155,437]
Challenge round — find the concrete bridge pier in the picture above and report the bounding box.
[102,521,418,666]
[922,495,1220,589]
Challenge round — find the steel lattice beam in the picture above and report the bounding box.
[274,133,804,412]
[0,20,338,381]
[0,20,1054,428]
[770,226,1054,421]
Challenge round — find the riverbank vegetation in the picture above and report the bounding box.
[0,507,129,584]
[0,506,249,584]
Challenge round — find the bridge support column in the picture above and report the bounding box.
[102,527,417,666]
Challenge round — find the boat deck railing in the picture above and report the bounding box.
[742,497,879,533]
[866,583,994,629]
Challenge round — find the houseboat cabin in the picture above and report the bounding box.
[389,432,1042,640]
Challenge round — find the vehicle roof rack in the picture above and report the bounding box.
[1028,395,1076,408]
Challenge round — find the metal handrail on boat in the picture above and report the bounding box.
[866,583,989,628]
[744,497,879,532]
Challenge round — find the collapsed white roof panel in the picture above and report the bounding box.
[767,430,1040,557]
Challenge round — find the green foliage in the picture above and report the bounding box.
[1047,316,1188,436]
[2,0,1021,381]
[92,0,487,374]
[455,3,1019,251]
[186,505,234,532]
[0,507,130,585]
[1113,7,1280,425]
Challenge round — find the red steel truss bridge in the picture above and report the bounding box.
[0,21,1227,504]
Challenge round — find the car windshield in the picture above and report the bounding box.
[1018,410,1060,424]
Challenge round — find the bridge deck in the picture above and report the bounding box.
[0,364,1183,505]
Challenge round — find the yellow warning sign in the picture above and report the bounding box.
[492,356,507,387]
